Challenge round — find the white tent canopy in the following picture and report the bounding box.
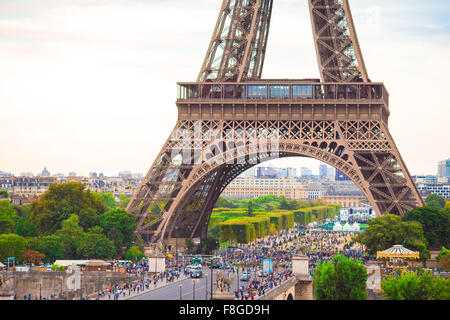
[333,222,343,231]
[343,222,352,231]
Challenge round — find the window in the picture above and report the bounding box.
[247,85,267,99]
[292,85,313,99]
[269,85,289,99]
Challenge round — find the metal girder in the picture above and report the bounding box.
[126,0,424,245]
[197,0,273,82]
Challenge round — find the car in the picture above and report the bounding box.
[190,270,203,278]
[250,280,261,286]
[257,270,270,277]
[240,272,249,281]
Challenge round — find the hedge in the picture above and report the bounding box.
[214,204,340,244]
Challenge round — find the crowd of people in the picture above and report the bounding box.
[233,270,293,300]
[13,224,370,300]
[211,226,367,298]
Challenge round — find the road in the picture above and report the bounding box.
[130,267,262,300]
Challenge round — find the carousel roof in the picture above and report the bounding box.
[377,245,420,259]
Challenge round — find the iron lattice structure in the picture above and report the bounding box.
[127,0,424,245]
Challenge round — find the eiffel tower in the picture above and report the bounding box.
[127,0,424,247]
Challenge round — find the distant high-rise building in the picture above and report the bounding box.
[335,170,351,181]
[278,168,288,177]
[257,167,277,178]
[118,171,133,178]
[319,164,328,177]
[437,158,450,179]
[287,167,297,177]
[327,167,335,179]
[89,172,98,177]
[301,167,312,177]
[132,173,143,179]
[68,172,77,177]
[412,175,437,185]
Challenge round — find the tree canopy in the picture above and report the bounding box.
[402,206,450,249]
[381,270,450,300]
[55,214,84,259]
[99,208,137,257]
[125,246,144,261]
[0,200,17,234]
[77,227,116,260]
[0,233,27,263]
[353,214,429,260]
[313,254,367,300]
[28,235,66,263]
[425,194,446,209]
[30,182,106,234]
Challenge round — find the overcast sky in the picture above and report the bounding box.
[0,0,449,177]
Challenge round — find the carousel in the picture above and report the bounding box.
[376,244,420,269]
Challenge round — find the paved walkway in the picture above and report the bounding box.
[86,273,190,300]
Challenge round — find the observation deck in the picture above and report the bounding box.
[176,80,389,123]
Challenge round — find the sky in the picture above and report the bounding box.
[0,0,449,177]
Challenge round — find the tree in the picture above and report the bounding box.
[55,214,84,259]
[437,247,450,261]
[381,270,450,300]
[313,254,367,300]
[0,233,27,264]
[118,194,131,209]
[185,238,195,254]
[247,200,255,216]
[403,206,450,249]
[279,197,290,210]
[425,194,446,209]
[77,227,116,259]
[28,235,66,263]
[96,193,116,210]
[22,249,45,265]
[354,214,429,260]
[214,197,237,209]
[0,200,17,234]
[99,208,137,257]
[14,217,37,237]
[0,190,8,198]
[202,237,219,254]
[439,253,450,271]
[125,246,144,262]
[13,205,36,237]
[30,182,106,235]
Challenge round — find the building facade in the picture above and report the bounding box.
[221,176,307,200]
[437,158,450,182]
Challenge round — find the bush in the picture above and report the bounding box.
[0,233,27,264]
[381,270,450,300]
[439,253,450,271]
[125,246,144,262]
[313,254,367,300]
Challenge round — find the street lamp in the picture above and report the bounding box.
[179,284,182,300]
[205,274,208,300]
[210,267,213,300]
[192,279,196,300]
